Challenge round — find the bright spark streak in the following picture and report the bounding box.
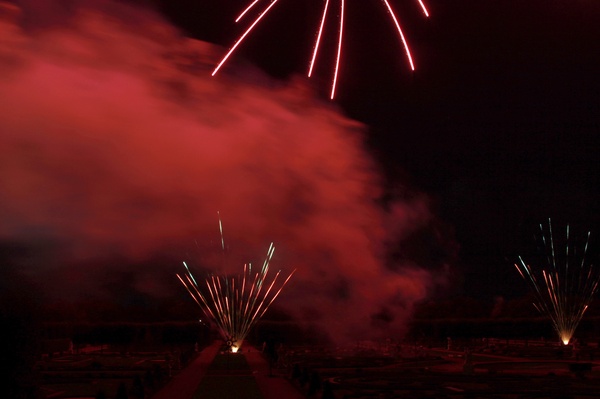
[416,0,430,17]
[382,0,415,71]
[514,263,525,279]
[256,269,296,320]
[212,0,280,76]
[261,242,275,275]
[183,262,198,287]
[236,0,260,22]
[549,218,557,270]
[308,0,330,77]
[218,211,225,251]
[330,0,344,99]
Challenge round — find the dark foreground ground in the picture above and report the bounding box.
[276,338,600,399]
[36,338,600,399]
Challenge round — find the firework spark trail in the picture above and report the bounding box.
[330,0,344,99]
[514,218,600,345]
[212,0,280,76]
[236,0,260,22]
[213,0,430,98]
[217,211,225,251]
[382,0,415,71]
[416,0,429,17]
[255,269,296,320]
[308,0,330,78]
[178,242,295,351]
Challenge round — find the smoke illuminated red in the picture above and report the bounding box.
[0,1,451,342]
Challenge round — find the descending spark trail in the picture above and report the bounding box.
[177,219,295,351]
[212,0,280,76]
[416,0,429,17]
[331,0,344,99]
[382,0,415,71]
[235,0,260,22]
[514,219,600,345]
[213,0,430,98]
[308,0,330,78]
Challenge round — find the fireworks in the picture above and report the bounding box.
[212,1,430,99]
[177,236,295,352]
[514,219,599,345]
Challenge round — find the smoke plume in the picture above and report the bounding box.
[0,1,453,342]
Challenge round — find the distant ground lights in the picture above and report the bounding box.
[212,0,430,98]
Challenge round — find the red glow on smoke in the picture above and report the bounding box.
[0,1,452,342]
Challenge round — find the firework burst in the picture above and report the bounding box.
[212,1,430,99]
[514,219,600,345]
[177,219,295,352]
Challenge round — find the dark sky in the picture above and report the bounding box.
[156,0,600,299]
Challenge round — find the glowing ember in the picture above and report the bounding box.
[212,0,430,98]
[514,219,600,345]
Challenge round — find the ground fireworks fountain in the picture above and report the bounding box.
[514,219,600,345]
[177,219,295,352]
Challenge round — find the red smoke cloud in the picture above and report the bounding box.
[0,1,453,342]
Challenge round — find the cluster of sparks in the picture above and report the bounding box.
[514,219,600,345]
[212,0,430,99]
[177,225,295,352]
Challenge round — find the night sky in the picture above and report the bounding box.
[157,0,600,300]
[0,0,599,334]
